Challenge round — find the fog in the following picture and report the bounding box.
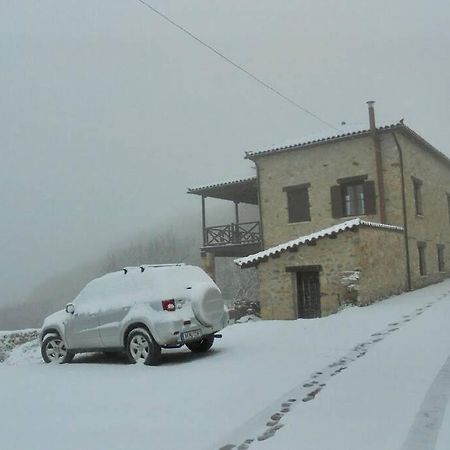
[1,0,449,309]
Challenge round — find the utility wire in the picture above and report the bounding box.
[135,0,337,130]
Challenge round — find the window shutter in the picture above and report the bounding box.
[363,181,377,215]
[330,185,343,218]
[287,188,310,222]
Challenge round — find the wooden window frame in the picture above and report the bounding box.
[286,265,323,273]
[283,183,311,223]
[437,244,445,273]
[417,241,427,276]
[447,193,450,225]
[412,177,424,216]
[336,175,368,185]
[331,175,376,218]
[341,181,366,217]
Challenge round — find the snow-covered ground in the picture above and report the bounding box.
[1,281,450,450]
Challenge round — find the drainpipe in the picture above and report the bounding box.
[367,101,386,223]
[392,132,412,291]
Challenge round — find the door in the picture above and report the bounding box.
[65,303,102,350]
[296,271,321,319]
[96,275,135,348]
[97,306,130,348]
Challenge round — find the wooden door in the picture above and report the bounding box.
[296,271,321,318]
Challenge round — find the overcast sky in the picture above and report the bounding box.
[1,0,449,307]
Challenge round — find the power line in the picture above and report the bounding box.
[135,0,337,130]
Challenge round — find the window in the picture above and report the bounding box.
[330,176,376,218]
[447,194,450,225]
[417,242,427,276]
[412,177,423,215]
[437,245,445,272]
[284,183,311,223]
[343,183,365,216]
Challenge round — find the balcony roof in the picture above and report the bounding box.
[187,176,258,204]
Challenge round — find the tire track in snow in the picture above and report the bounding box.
[400,354,450,450]
[212,290,450,450]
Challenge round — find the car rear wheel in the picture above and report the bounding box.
[186,334,215,353]
[41,335,74,364]
[126,328,162,366]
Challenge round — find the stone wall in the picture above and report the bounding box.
[257,227,406,320]
[258,230,361,319]
[379,131,450,288]
[357,227,406,304]
[257,135,380,248]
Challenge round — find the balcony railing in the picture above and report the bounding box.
[204,221,261,247]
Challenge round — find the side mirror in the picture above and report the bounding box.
[65,303,75,314]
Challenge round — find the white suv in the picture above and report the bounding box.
[39,264,227,365]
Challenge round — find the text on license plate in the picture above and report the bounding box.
[181,329,202,341]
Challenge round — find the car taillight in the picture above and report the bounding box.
[162,299,176,311]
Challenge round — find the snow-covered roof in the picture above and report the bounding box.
[187,176,257,193]
[187,176,258,204]
[235,218,404,268]
[245,122,402,159]
[245,122,450,168]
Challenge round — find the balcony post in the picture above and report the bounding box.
[201,195,206,246]
[200,250,216,281]
[234,202,240,244]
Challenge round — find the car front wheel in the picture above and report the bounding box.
[186,334,215,353]
[126,328,162,366]
[41,335,74,364]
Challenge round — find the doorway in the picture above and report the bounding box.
[296,270,321,318]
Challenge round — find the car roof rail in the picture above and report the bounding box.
[144,263,185,269]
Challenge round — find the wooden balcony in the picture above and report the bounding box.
[203,221,262,256]
[188,177,262,257]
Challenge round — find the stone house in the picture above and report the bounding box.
[188,102,450,319]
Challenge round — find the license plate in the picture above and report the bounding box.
[181,329,202,341]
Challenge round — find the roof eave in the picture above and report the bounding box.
[235,219,403,268]
[245,124,404,160]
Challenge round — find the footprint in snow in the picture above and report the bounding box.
[257,424,284,441]
[302,388,322,402]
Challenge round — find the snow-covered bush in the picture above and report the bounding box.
[232,298,260,320]
[340,270,361,306]
[0,329,39,363]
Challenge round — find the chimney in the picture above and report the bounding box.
[366,99,386,222]
[367,100,376,131]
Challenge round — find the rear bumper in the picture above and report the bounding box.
[152,317,220,345]
[150,310,227,346]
